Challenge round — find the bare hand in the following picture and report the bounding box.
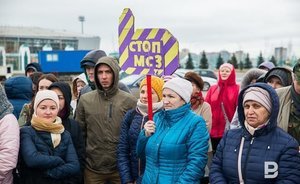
[144,120,156,137]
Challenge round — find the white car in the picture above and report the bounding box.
[120,69,217,98]
[174,69,217,91]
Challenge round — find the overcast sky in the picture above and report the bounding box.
[1,0,300,58]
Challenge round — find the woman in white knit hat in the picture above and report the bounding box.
[136,77,209,183]
[19,90,80,183]
[210,83,300,183]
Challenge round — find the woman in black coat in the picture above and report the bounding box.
[49,82,85,184]
[20,90,80,184]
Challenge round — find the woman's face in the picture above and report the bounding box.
[267,76,283,89]
[76,81,86,97]
[162,88,185,110]
[139,85,159,104]
[38,79,53,91]
[51,88,65,111]
[191,82,200,95]
[244,100,270,128]
[220,67,231,80]
[36,99,59,122]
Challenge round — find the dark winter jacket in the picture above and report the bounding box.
[117,109,147,184]
[4,76,33,119]
[48,82,85,183]
[20,126,80,184]
[210,83,300,184]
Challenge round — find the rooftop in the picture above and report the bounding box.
[0,26,98,39]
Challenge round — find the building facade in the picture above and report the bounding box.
[0,26,100,74]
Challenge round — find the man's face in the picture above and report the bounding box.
[85,66,95,82]
[26,68,35,77]
[97,64,114,90]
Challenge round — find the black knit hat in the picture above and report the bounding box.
[264,67,293,87]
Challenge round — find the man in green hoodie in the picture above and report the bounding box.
[76,56,137,184]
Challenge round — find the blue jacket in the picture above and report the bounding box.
[210,83,300,184]
[20,126,80,183]
[4,76,33,119]
[117,109,147,184]
[136,103,209,184]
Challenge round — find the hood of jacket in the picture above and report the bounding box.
[80,50,106,89]
[25,62,42,75]
[240,68,267,90]
[218,65,237,86]
[4,76,33,101]
[0,84,14,120]
[48,82,72,120]
[94,56,120,97]
[237,83,279,136]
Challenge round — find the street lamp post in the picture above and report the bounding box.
[78,16,85,34]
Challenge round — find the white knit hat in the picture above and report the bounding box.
[163,77,193,103]
[34,90,59,112]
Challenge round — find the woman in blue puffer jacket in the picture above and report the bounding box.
[137,77,209,184]
[118,76,164,184]
[210,83,300,183]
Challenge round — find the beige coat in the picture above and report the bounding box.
[276,86,291,132]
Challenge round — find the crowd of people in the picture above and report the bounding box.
[0,49,300,184]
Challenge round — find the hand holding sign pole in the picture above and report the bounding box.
[119,8,179,120]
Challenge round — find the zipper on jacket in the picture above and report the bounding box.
[242,137,254,181]
[109,103,112,118]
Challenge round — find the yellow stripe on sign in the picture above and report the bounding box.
[165,41,179,67]
[146,29,159,40]
[154,69,163,76]
[119,10,128,25]
[125,67,136,74]
[162,30,171,45]
[119,16,134,46]
[132,29,143,40]
[119,47,129,67]
[140,68,150,75]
